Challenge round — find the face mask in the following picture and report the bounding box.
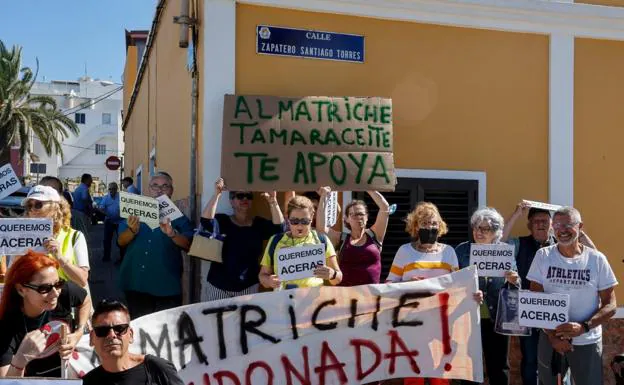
[418,228,439,244]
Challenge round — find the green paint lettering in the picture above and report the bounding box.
[290,130,308,146]
[269,129,288,145]
[250,129,266,144]
[367,125,384,148]
[327,103,343,122]
[380,105,392,124]
[234,96,253,120]
[278,100,294,119]
[307,152,328,184]
[382,131,391,149]
[341,128,355,145]
[354,128,366,146]
[353,103,364,121]
[311,100,330,122]
[364,104,378,123]
[295,101,313,121]
[367,155,391,184]
[310,129,325,145]
[329,156,347,185]
[231,122,259,145]
[260,157,279,181]
[257,99,272,119]
[347,153,368,183]
[293,152,309,184]
[233,152,269,183]
[344,98,352,120]
[324,129,341,146]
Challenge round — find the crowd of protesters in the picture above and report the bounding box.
[0,173,620,384]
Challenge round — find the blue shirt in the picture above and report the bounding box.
[72,183,92,213]
[126,185,139,194]
[118,215,194,296]
[99,193,121,223]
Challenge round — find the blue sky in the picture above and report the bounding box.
[0,0,156,83]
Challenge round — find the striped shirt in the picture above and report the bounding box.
[386,243,459,282]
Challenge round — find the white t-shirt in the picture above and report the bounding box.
[73,231,90,269]
[527,244,618,345]
[386,243,459,282]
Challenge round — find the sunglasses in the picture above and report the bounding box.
[26,201,48,210]
[234,192,253,201]
[289,217,312,225]
[22,279,65,294]
[93,324,130,338]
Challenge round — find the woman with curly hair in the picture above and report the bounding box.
[22,186,89,287]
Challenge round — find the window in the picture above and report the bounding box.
[355,177,478,279]
[30,163,47,174]
[95,144,106,155]
[75,113,86,124]
[102,113,111,125]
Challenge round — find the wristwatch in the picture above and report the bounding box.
[582,321,591,333]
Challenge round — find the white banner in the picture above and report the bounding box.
[69,267,483,384]
[325,191,338,228]
[0,163,22,200]
[157,194,183,223]
[523,200,562,212]
[518,291,570,329]
[277,244,325,281]
[469,244,515,278]
[0,218,53,255]
[119,191,160,229]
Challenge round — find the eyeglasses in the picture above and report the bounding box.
[22,279,65,295]
[349,212,367,218]
[553,222,578,230]
[26,201,48,211]
[93,324,130,338]
[289,217,312,225]
[234,192,253,201]
[149,184,172,191]
[475,226,493,233]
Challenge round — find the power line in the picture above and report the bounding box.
[30,134,122,155]
[58,86,123,117]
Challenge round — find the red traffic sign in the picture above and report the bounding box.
[105,156,121,171]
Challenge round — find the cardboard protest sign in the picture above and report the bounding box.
[0,163,22,200]
[277,244,325,281]
[523,200,562,212]
[69,267,484,383]
[469,244,515,278]
[221,95,396,191]
[0,218,53,255]
[157,194,183,223]
[518,291,570,329]
[325,191,338,227]
[119,192,159,229]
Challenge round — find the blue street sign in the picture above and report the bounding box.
[256,25,364,63]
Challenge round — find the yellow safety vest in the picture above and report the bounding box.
[55,228,78,282]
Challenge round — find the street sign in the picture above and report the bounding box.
[105,156,121,171]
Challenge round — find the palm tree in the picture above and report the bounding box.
[0,40,79,167]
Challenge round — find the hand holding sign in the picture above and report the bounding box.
[127,216,140,234]
[13,328,49,368]
[160,218,176,237]
[555,322,584,340]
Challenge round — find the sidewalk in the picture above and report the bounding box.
[86,223,125,304]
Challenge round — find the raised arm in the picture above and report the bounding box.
[201,178,225,220]
[502,201,530,241]
[316,186,341,246]
[283,191,295,214]
[262,191,285,225]
[367,191,390,242]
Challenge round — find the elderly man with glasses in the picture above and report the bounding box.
[117,172,194,318]
[527,206,618,385]
[81,300,183,385]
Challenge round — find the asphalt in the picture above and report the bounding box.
[86,223,125,304]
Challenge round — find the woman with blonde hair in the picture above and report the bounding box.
[22,186,89,288]
[259,195,342,289]
[386,202,482,385]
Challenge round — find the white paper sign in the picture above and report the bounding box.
[119,191,160,229]
[518,291,570,329]
[69,267,484,383]
[523,200,562,212]
[0,163,22,200]
[325,191,338,227]
[276,244,325,281]
[469,243,515,277]
[0,218,53,255]
[157,194,183,223]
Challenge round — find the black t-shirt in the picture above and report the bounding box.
[82,355,184,385]
[0,281,87,377]
[203,214,283,292]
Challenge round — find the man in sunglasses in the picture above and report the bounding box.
[527,206,618,385]
[117,172,194,318]
[81,300,183,385]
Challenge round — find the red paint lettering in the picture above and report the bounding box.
[246,361,274,385]
[444,363,453,371]
[384,330,420,375]
[281,346,311,385]
[204,372,211,385]
[214,371,241,385]
[314,341,348,385]
[438,293,452,355]
[351,338,382,380]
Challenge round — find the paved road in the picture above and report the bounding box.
[86,223,125,304]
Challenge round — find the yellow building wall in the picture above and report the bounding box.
[235,4,549,234]
[577,0,624,6]
[123,0,195,201]
[123,46,138,115]
[575,37,624,301]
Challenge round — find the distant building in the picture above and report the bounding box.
[26,77,123,185]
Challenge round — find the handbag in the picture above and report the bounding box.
[188,218,224,263]
[494,284,531,336]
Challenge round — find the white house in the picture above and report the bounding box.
[28,77,123,186]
